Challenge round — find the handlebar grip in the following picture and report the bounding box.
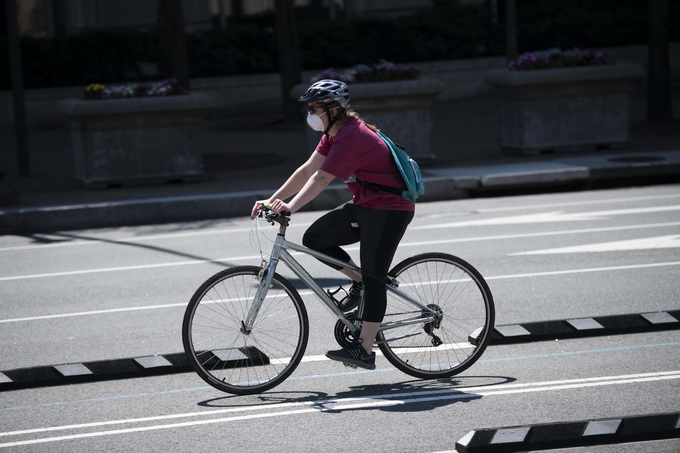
[262,204,291,217]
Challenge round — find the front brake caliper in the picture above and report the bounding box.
[258,260,268,280]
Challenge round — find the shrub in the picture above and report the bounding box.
[82,78,185,100]
[1,1,676,90]
[310,61,420,83]
[507,48,612,70]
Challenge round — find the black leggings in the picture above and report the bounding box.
[302,203,414,323]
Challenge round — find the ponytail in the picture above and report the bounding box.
[326,103,381,133]
[346,109,380,132]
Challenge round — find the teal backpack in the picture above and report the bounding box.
[351,131,425,202]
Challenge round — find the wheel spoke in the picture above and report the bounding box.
[380,253,495,378]
[182,266,308,395]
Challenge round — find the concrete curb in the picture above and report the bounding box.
[0,173,461,234]
[0,190,273,234]
[2,149,679,234]
[0,169,668,235]
[455,412,680,452]
[2,311,678,392]
[0,170,559,234]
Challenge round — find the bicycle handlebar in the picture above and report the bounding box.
[259,205,291,227]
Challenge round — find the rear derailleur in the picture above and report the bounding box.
[422,304,443,347]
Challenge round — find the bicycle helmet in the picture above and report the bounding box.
[298,79,351,108]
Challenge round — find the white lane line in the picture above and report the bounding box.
[0,255,261,282]
[0,288,309,324]
[3,261,679,324]
[411,205,680,230]
[3,221,680,283]
[289,343,474,366]
[403,221,680,248]
[0,224,307,253]
[2,370,679,448]
[476,193,680,213]
[3,193,677,253]
[513,234,680,255]
[0,303,188,324]
[0,227,253,253]
[0,194,680,252]
[484,261,680,280]
[2,193,679,254]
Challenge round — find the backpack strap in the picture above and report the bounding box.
[354,177,404,196]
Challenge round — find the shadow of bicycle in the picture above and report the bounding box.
[197,375,515,415]
[324,375,515,414]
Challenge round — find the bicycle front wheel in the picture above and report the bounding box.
[379,253,495,379]
[182,266,309,395]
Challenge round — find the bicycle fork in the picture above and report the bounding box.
[241,237,284,334]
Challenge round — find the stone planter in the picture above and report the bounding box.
[57,93,215,187]
[292,78,445,162]
[484,63,644,154]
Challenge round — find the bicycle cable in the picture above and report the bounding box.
[249,211,275,261]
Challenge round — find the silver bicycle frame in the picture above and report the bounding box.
[243,223,438,334]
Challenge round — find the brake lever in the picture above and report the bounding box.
[259,205,291,225]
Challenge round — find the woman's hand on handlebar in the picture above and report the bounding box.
[251,199,292,219]
[268,199,293,216]
[251,200,271,219]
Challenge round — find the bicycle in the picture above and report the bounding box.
[182,208,495,395]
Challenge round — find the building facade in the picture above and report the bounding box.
[13,0,469,38]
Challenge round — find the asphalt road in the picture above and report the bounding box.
[1,184,679,452]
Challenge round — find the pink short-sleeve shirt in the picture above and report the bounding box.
[315,117,415,211]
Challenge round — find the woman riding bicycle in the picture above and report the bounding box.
[251,79,414,370]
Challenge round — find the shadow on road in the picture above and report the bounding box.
[196,375,516,414]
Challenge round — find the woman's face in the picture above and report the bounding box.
[307,103,328,122]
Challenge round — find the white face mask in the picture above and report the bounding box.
[306,111,326,132]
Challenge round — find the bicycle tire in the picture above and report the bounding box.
[378,253,495,379]
[182,266,309,395]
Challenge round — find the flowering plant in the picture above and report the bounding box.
[506,48,612,71]
[83,78,185,100]
[311,60,420,84]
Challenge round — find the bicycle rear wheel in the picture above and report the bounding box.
[182,266,309,395]
[378,253,494,379]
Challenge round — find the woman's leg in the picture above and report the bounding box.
[325,207,413,368]
[302,203,364,300]
[356,207,414,353]
[302,204,360,272]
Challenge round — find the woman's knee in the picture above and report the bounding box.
[302,228,321,250]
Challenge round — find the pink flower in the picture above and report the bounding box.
[506,48,612,71]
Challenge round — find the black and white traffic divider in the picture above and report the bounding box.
[0,353,191,391]
[0,347,270,391]
[2,310,679,392]
[455,412,680,452]
[484,310,680,345]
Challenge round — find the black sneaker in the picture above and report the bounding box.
[326,345,376,370]
[338,280,362,312]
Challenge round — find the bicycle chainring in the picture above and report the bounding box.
[334,313,359,348]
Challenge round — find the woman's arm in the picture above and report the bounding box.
[251,151,326,218]
[269,169,336,214]
[272,152,325,201]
